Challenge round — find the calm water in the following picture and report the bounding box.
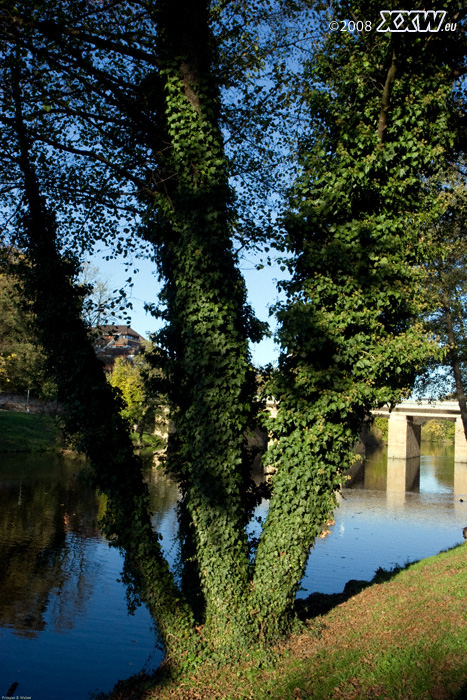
[1,445,466,699]
[300,446,467,596]
[0,455,172,700]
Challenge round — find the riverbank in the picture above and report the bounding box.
[0,409,161,456]
[0,410,62,452]
[105,543,467,700]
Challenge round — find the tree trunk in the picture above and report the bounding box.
[136,0,261,650]
[9,0,266,661]
[443,293,467,439]
[378,45,397,142]
[10,59,197,663]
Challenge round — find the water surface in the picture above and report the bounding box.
[0,454,165,700]
[1,444,466,699]
[299,445,467,595]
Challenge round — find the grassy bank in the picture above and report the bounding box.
[0,409,165,456]
[106,543,467,700]
[0,410,62,452]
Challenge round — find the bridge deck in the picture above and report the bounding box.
[372,400,460,420]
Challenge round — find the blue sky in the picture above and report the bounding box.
[92,249,288,368]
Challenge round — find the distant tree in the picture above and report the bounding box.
[0,354,14,390]
[421,419,455,443]
[0,254,54,397]
[109,357,144,423]
[109,349,164,449]
[415,182,467,433]
[79,262,130,328]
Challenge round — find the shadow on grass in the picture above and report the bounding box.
[295,564,404,620]
[296,542,467,621]
[455,681,467,700]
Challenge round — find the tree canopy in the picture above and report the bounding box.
[255,0,467,634]
[414,178,467,430]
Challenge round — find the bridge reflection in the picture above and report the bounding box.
[347,446,467,503]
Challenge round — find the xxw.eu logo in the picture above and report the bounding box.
[376,10,456,32]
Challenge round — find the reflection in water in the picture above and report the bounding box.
[455,462,467,497]
[1,444,466,699]
[146,467,180,570]
[299,443,467,596]
[0,454,171,700]
[0,454,102,638]
[345,443,462,495]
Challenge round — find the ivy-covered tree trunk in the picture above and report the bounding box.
[250,2,465,637]
[139,0,261,650]
[5,0,263,663]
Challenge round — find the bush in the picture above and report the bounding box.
[421,419,455,443]
[370,416,389,444]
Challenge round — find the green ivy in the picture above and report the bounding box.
[250,0,465,639]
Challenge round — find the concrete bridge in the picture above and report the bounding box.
[262,399,467,496]
[372,400,467,463]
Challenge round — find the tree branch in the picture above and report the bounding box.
[8,12,162,67]
[377,46,397,142]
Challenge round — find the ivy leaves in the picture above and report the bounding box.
[249,0,466,638]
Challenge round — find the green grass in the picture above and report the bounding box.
[0,410,166,457]
[274,545,467,700]
[263,545,467,700]
[0,410,61,452]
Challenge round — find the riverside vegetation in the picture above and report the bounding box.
[0,405,453,457]
[0,408,161,456]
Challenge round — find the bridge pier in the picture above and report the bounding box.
[386,456,420,493]
[454,462,467,499]
[454,417,467,463]
[387,414,421,460]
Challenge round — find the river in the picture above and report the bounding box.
[1,445,466,699]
